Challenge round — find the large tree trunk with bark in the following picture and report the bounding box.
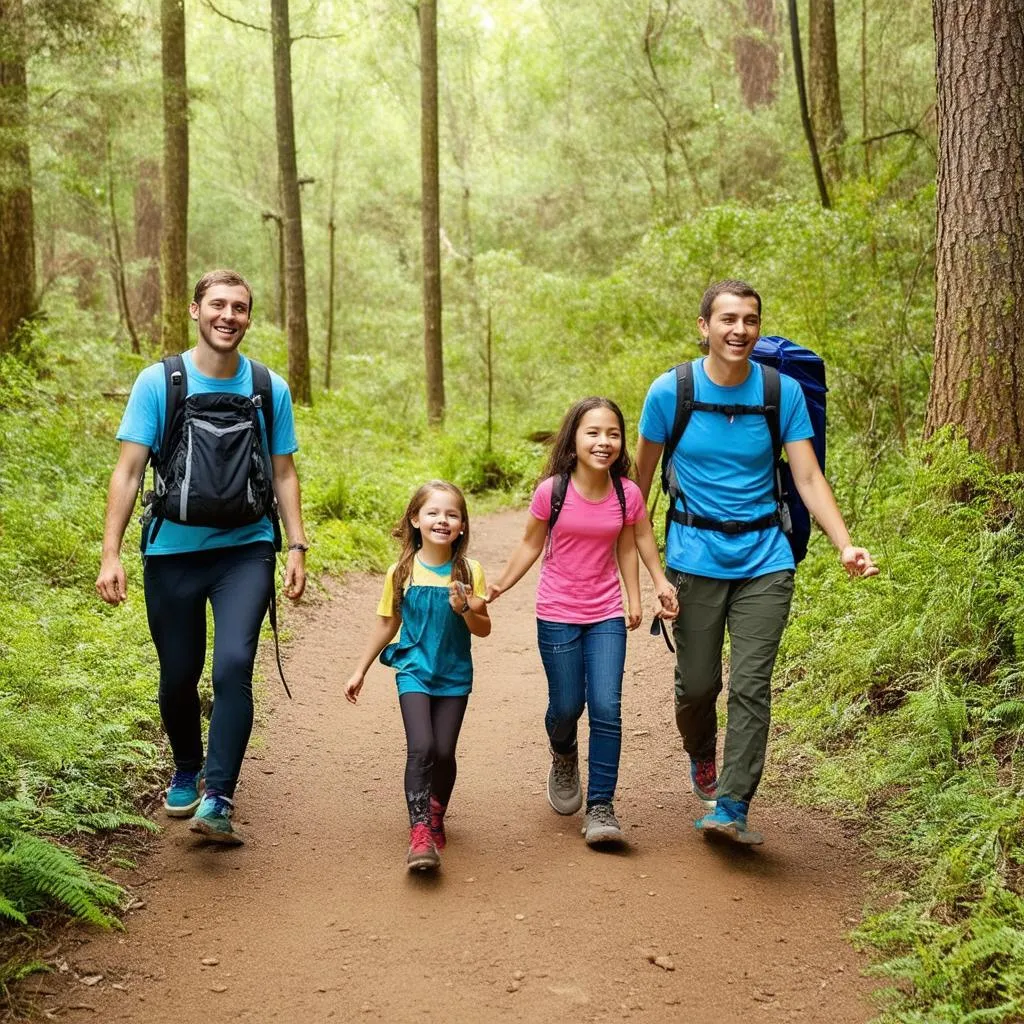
[0,0,36,353]
[925,1,1024,473]
[808,0,845,182]
[133,158,162,337]
[733,0,780,109]
[271,0,312,406]
[160,0,189,355]
[419,0,444,426]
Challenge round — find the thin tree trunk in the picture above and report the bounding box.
[733,0,781,109]
[787,0,831,208]
[0,0,36,353]
[271,0,312,406]
[106,141,141,353]
[419,0,444,426]
[325,217,336,390]
[133,158,162,335]
[160,0,189,355]
[808,0,846,182]
[860,0,870,179]
[925,0,1024,472]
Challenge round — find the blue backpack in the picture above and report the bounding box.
[658,336,827,563]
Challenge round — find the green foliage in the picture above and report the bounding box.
[774,436,1024,1022]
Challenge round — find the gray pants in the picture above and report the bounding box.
[668,568,795,804]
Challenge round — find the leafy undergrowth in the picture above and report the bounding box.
[774,435,1024,1022]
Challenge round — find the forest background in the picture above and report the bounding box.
[1,1,1024,1021]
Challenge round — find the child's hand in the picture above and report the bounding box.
[626,602,642,630]
[449,580,470,614]
[655,584,679,620]
[485,582,504,603]
[344,673,365,704]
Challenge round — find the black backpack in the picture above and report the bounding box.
[546,471,627,557]
[659,343,826,563]
[141,354,281,553]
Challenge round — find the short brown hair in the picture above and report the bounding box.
[699,279,761,321]
[193,269,254,313]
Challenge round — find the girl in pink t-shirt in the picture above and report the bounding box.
[487,397,677,847]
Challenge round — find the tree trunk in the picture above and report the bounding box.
[808,0,845,181]
[787,0,831,208]
[133,158,162,336]
[733,0,780,109]
[925,1,1024,473]
[271,0,312,406]
[325,216,336,390]
[160,0,189,355]
[0,0,36,354]
[419,0,445,426]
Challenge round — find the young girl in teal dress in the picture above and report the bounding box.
[345,481,491,871]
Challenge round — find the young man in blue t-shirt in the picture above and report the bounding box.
[634,280,877,844]
[96,269,309,844]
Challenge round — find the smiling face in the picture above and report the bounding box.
[189,283,252,355]
[411,488,466,554]
[698,292,761,371]
[574,406,623,473]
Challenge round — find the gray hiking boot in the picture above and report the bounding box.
[582,802,624,846]
[547,748,583,815]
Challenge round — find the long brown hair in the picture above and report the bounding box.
[391,480,473,615]
[541,397,632,483]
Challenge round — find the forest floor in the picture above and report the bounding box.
[21,510,877,1023]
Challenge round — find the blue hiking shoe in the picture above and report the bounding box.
[163,768,203,818]
[189,793,243,845]
[695,796,764,846]
[689,758,718,808]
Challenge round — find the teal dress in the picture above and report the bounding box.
[380,561,474,697]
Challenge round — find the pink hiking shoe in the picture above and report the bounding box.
[429,796,447,851]
[406,823,440,872]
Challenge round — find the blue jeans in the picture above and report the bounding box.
[536,617,627,806]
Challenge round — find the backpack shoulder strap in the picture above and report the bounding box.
[761,364,783,504]
[761,364,782,461]
[612,473,626,522]
[158,354,187,465]
[249,359,275,459]
[548,472,570,534]
[660,360,694,495]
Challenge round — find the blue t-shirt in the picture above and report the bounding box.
[639,359,813,579]
[117,351,298,555]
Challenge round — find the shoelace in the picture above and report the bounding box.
[410,823,434,851]
[589,803,618,827]
[552,756,577,789]
[169,770,199,789]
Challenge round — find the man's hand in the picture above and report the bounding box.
[655,584,679,620]
[841,545,878,578]
[283,549,306,600]
[96,555,127,605]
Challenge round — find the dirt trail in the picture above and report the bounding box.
[39,511,874,1023]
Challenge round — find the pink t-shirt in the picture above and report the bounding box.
[529,475,647,624]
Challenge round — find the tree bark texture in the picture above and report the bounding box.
[133,158,162,335]
[925,0,1024,473]
[419,0,445,426]
[160,0,189,354]
[808,0,845,181]
[733,0,780,109]
[0,0,36,353]
[271,0,312,406]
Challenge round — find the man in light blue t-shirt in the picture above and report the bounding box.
[96,269,309,845]
[635,280,877,844]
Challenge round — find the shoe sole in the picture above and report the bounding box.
[696,819,764,846]
[583,826,625,847]
[547,768,583,816]
[164,797,201,818]
[189,819,244,845]
[407,853,440,872]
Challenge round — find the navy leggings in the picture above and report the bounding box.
[143,542,275,797]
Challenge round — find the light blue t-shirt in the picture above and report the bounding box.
[117,350,298,555]
[639,359,813,579]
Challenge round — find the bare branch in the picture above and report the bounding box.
[202,0,269,33]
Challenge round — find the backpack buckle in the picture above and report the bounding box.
[252,394,263,408]
[718,520,746,535]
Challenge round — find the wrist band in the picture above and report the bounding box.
[288,543,309,552]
